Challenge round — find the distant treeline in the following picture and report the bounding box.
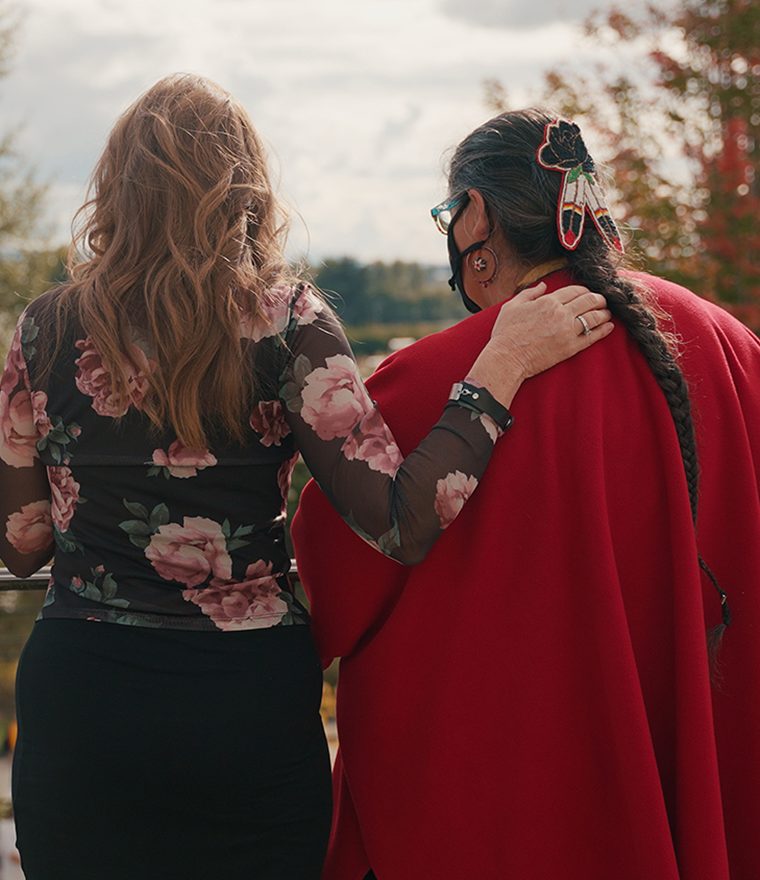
[311,257,465,326]
[0,252,465,355]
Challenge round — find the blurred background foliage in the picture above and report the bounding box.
[486,0,759,328]
[0,3,67,350]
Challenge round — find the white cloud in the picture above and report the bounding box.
[438,0,602,30]
[3,0,652,263]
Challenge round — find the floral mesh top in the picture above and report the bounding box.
[0,284,499,631]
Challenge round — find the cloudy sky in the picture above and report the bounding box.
[3,0,644,264]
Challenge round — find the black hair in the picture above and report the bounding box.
[448,108,729,662]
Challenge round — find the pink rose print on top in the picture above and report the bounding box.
[250,400,291,447]
[239,286,291,342]
[292,288,324,326]
[145,517,232,587]
[342,407,402,477]
[30,391,52,438]
[300,354,372,441]
[239,285,323,342]
[150,441,217,478]
[182,559,288,631]
[0,389,38,467]
[48,466,81,533]
[5,500,53,554]
[479,413,500,444]
[74,337,151,418]
[434,471,479,529]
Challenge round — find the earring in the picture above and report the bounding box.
[467,246,499,287]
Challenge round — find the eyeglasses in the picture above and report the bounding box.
[430,194,467,235]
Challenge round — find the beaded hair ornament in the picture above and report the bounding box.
[536,118,624,254]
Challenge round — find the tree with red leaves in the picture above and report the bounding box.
[487,0,760,329]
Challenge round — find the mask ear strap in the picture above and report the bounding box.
[446,195,487,314]
[447,236,487,313]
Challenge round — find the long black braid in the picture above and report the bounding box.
[448,108,730,663]
[568,237,731,660]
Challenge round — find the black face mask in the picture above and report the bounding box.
[446,204,485,314]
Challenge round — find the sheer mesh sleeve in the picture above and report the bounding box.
[279,287,501,565]
[0,311,54,577]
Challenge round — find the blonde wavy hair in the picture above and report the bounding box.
[60,73,294,448]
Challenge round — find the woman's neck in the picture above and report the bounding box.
[477,258,569,309]
[514,259,569,294]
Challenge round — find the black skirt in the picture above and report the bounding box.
[12,618,332,880]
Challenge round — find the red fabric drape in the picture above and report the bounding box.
[292,271,760,880]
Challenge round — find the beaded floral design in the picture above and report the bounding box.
[536,118,623,253]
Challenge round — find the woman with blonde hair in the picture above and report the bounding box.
[0,78,612,879]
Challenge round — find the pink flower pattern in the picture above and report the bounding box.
[145,517,232,587]
[240,285,323,342]
[434,471,479,530]
[5,500,53,554]
[479,414,500,444]
[292,288,324,325]
[0,389,38,468]
[30,391,52,438]
[151,441,218,478]
[74,337,151,418]
[0,283,498,630]
[239,286,291,342]
[300,354,373,441]
[341,407,402,477]
[250,400,291,447]
[182,559,288,631]
[48,466,81,533]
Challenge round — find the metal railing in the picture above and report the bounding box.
[0,562,300,591]
[0,567,51,592]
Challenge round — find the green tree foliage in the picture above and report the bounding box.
[487,0,760,328]
[0,3,63,345]
[312,257,464,325]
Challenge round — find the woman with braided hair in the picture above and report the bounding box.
[292,110,760,880]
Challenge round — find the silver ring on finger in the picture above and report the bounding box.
[576,314,592,336]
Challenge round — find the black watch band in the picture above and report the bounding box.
[447,381,514,431]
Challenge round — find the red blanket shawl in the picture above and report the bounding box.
[292,271,760,880]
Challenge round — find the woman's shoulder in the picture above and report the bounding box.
[14,285,80,355]
[636,272,760,349]
[284,280,328,320]
[19,284,79,337]
[23,284,72,315]
[240,281,332,345]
